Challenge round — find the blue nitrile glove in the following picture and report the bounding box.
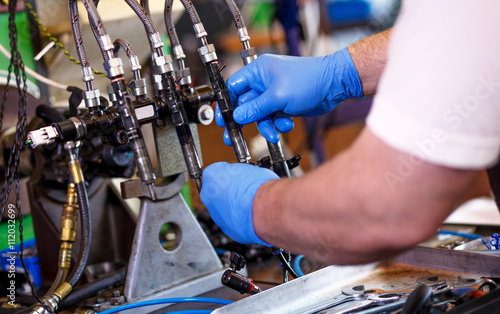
[200,162,279,246]
[215,90,294,145]
[219,48,362,144]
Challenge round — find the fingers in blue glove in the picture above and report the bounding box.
[233,89,285,125]
[215,103,225,128]
[257,117,280,144]
[201,162,278,246]
[274,113,294,133]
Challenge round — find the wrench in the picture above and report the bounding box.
[310,285,402,313]
[313,276,448,313]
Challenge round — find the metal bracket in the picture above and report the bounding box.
[123,174,223,301]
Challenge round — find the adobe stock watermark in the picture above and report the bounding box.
[384,75,500,191]
[5,204,17,307]
[312,234,340,262]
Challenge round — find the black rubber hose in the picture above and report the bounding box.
[58,268,127,310]
[164,0,181,48]
[179,0,202,25]
[66,181,91,288]
[35,104,66,124]
[123,0,157,36]
[68,0,92,67]
[222,0,245,29]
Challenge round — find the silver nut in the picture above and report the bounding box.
[198,44,216,56]
[198,44,217,63]
[83,89,100,100]
[153,74,164,91]
[104,58,124,78]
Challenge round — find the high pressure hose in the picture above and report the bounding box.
[178,0,251,164]
[113,39,142,80]
[69,0,95,91]
[123,0,157,41]
[164,0,192,90]
[141,0,150,16]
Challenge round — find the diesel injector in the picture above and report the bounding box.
[176,0,251,164]
[222,0,292,177]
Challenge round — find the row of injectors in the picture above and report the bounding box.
[25,0,300,293]
[27,0,299,196]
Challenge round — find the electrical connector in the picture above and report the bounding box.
[27,126,60,148]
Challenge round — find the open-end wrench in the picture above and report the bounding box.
[310,285,402,313]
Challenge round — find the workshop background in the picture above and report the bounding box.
[1,0,500,313]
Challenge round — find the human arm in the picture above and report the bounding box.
[348,28,392,96]
[201,128,476,264]
[252,128,476,264]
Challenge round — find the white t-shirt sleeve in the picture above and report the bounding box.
[367,0,500,169]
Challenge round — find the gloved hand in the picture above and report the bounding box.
[217,47,363,144]
[200,162,279,246]
[215,90,294,145]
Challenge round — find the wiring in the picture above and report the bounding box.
[275,250,299,279]
[293,255,305,277]
[23,0,106,77]
[98,297,233,314]
[0,1,52,312]
[0,43,68,90]
[437,230,482,240]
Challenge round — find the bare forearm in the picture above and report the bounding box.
[253,129,476,265]
[348,28,392,96]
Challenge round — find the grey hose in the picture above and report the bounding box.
[179,0,202,25]
[123,0,157,36]
[141,0,150,16]
[222,0,245,29]
[68,0,91,68]
[79,0,113,60]
[113,38,134,58]
[164,0,181,48]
